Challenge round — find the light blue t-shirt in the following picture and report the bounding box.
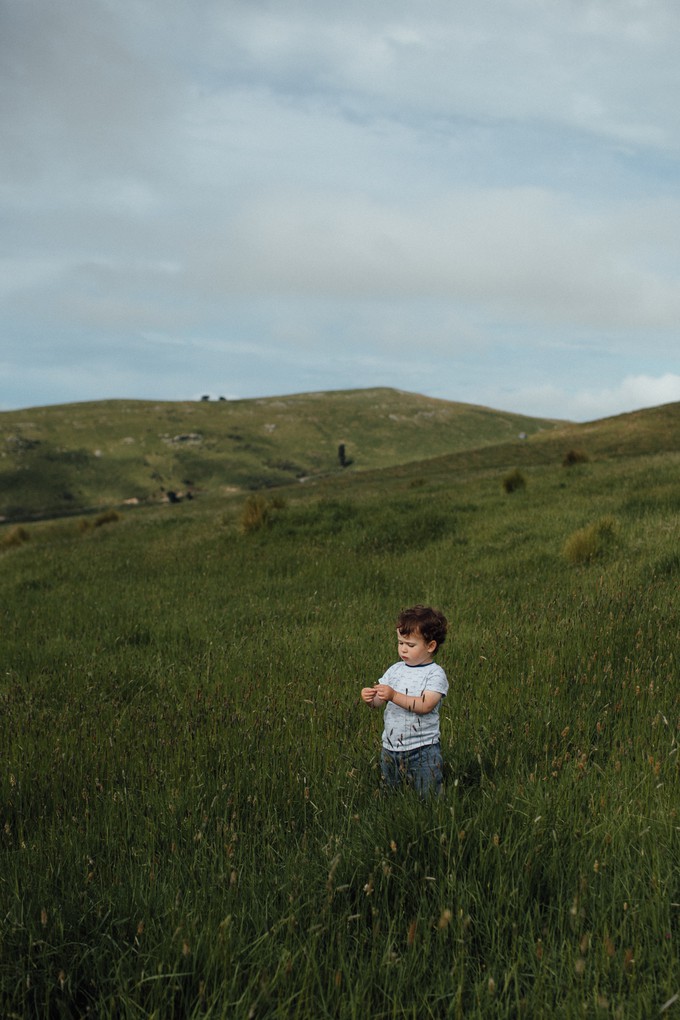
[378,660,449,752]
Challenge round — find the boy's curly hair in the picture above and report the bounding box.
[396,605,448,650]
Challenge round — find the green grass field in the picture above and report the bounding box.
[1,397,679,1018]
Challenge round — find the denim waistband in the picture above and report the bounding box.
[382,742,440,758]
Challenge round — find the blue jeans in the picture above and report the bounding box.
[380,743,444,797]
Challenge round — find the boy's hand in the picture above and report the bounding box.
[360,687,377,704]
[374,684,394,702]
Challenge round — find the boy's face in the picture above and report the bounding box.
[397,628,437,666]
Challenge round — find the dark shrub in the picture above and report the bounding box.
[562,449,589,467]
[94,510,121,527]
[502,469,526,494]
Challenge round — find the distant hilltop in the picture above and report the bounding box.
[1,387,678,522]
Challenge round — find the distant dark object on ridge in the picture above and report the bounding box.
[338,443,353,468]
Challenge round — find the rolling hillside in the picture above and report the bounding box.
[1,388,679,522]
[2,395,679,1017]
[367,399,680,486]
[0,389,561,520]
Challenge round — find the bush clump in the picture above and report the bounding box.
[563,515,618,565]
[94,510,121,527]
[0,525,30,551]
[79,510,121,533]
[239,494,272,534]
[562,449,589,467]
[502,468,526,494]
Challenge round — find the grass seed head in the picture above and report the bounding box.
[438,909,453,930]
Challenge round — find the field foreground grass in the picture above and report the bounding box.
[1,447,679,1018]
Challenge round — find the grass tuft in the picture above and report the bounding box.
[562,514,619,564]
[0,524,30,550]
[502,468,526,493]
[239,493,272,534]
[94,509,121,527]
[562,448,589,467]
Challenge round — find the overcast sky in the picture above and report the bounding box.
[2,0,680,421]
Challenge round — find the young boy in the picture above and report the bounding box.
[361,605,449,796]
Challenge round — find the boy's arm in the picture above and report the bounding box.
[373,686,442,715]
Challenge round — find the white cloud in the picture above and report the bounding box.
[191,187,680,334]
[199,0,680,150]
[492,373,680,422]
[1,0,680,418]
[581,373,680,418]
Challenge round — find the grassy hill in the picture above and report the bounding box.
[1,392,678,1017]
[2,389,679,523]
[0,388,561,520]
[353,399,680,491]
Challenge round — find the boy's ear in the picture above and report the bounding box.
[427,639,437,653]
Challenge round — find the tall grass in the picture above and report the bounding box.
[1,453,678,1018]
